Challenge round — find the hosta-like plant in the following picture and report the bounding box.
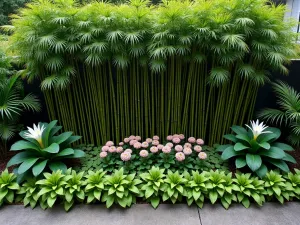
[7,120,85,181]
[161,171,186,204]
[17,178,39,208]
[63,169,85,211]
[36,170,66,210]
[102,168,141,208]
[218,120,295,177]
[183,171,207,208]
[232,173,265,208]
[83,170,106,204]
[282,172,300,201]
[220,172,236,209]
[139,166,165,208]
[0,169,19,206]
[263,171,286,203]
[204,170,226,204]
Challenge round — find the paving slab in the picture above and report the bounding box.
[200,202,300,225]
[0,204,201,225]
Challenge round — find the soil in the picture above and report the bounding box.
[287,148,300,172]
[0,152,16,173]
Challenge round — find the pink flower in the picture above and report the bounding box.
[153,135,159,140]
[129,135,136,140]
[121,152,131,161]
[105,141,114,147]
[198,152,207,160]
[108,146,116,153]
[141,142,149,148]
[184,143,192,148]
[102,146,109,152]
[162,146,171,153]
[130,140,137,146]
[133,142,142,149]
[116,147,123,153]
[179,134,185,140]
[194,145,202,153]
[173,134,180,139]
[99,152,107,158]
[175,152,185,162]
[146,138,152,143]
[183,147,192,155]
[175,145,183,152]
[196,139,204,145]
[172,137,181,144]
[188,137,196,143]
[150,146,158,153]
[157,144,164,150]
[166,135,173,141]
[166,142,173,148]
[139,150,149,158]
[152,140,159,146]
[124,138,130,143]
[125,149,132,154]
[119,142,124,146]
[136,136,142,141]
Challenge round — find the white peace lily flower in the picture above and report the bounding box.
[24,123,45,147]
[245,120,272,140]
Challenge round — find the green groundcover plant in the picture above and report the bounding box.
[1,168,300,211]
[76,134,229,173]
[6,120,85,181]
[217,120,295,177]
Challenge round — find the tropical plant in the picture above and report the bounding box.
[183,170,207,208]
[16,178,39,208]
[83,170,106,204]
[36,170,66,209]
[232,173,265,208]
[102,168,141,208]
[9,0,296,146]
[258,81,300,146]
[63,169,85,211]
[7,120,85,181]
[220,172,236,209]
[161,170,186,204]
[218,120,296,177]
[0,169,19,206]
[139,166,165,208]
[204,170,226,205]
[0,0,30,27]
[283,172,300,200]
[262,170,286,203]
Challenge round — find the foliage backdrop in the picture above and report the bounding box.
[9,0,295,145]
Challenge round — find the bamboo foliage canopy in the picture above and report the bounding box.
[8,0,296,145]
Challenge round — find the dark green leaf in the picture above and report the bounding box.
[49,161,67,172]
[234,143,249,151]
[265,159,289,172]
[255,164,268,178]
[18,157,40,174]
[43,143,59,154]
[7,152,35,167]
[259,147,286,159]
[272,142,294,151]
[235,157,246,168]
[282,153,296,163]
[10,140,39,151]
[221,146,239,160]
[246,154,262,172]
[32,160,48,177]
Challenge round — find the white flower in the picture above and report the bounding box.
[24,123,45,147]
[245,120,272,140]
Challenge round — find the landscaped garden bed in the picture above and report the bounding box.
[0,0,300,214]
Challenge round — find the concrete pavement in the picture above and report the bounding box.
[0,203,299,225]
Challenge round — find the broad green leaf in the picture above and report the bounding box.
[55,148,74,157]
[264,127,281,141]
[234,143,249,151]
[47,196,56,207]
[235,157,246,168]
[223,134,237,142]
[246,154,262,172]
[43,143,59,154]
[265,159,289,172]
[66,149,85,158]
[221,146,238,160]
[282,153,296,163]
[256,133,277,143]
[32,160,48,177]
[272,142,294,151]
[258,142,270,150]
[62,136,81,146]
[216,144,232,152]
[255,164,268,178]
[10,140,39,151]
[231,126,247,135]
[150,196,160,208]
[18,158,40,174]
[49,161,67,172]
[259,147,286,159]
[236,134,251,143]
[42,120,58,148]
[52,132,73,144]
[209,191,218,204]
[7,152,35,167]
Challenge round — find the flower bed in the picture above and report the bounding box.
[1,168,299,211]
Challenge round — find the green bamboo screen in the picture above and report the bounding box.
[9,0,295,145]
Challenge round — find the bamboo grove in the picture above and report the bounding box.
[8,0,295,145]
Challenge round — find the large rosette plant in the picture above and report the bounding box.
[6,120,85,181]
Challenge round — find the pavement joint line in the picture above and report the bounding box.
[197,207,203,225]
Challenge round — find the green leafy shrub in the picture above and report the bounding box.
[102,168,141,208]
[0,169,19,206]
[83,170,106,204]
[232,173,265,208]
[263,170,286,203]
[220,172,236,209]
[161,171,186,204]
[283,172,300,200]
[258,81,300,146]
[36,170,66,210]
[139,166,165,208]
[218,120,295,177]
[7,120,85,181]
[16,178,39,208]
[204,170,226,205]
[63,169,85,211]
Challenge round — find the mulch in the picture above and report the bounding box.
[287,148,300,172]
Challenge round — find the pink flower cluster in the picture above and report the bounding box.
[99,134,207,162]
